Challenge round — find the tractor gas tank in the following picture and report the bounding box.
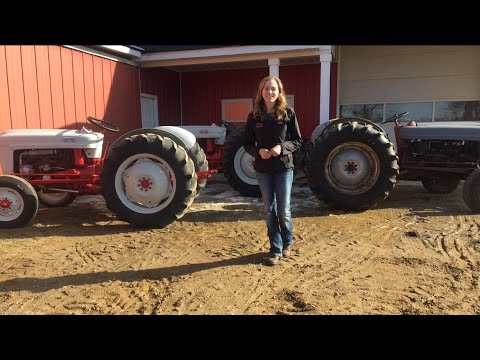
[0,128,104,156]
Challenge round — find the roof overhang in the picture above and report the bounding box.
[136,45,334,72]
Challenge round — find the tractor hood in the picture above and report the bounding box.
[400,121,480,141]
[0,128,104,150]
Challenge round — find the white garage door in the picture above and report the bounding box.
[338,46,480,148]
[339,46,480,123]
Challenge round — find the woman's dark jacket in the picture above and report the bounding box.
[243,106,303,174]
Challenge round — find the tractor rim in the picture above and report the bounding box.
[115,153,176,214]
[325,141,380,195]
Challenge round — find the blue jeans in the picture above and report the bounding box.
[255,169,294,257]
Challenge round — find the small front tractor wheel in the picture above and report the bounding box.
[0,175,39,228]
[222,126,261,198]
[101,133,197,228]
[421,175,460,194]
[463,169,480,212]
[38,191,77,207]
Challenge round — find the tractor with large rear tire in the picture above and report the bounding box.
[216,112,480,212]
[0,117,212,229]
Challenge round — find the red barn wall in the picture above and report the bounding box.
[140,67,181,125]
[181,68,268,126]
[281,63,321,139]
[0,45,141,143]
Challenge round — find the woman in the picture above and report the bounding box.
[243,76,303,266]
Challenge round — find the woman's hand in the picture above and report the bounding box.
[269,145,282,157]
[259,148,272,159]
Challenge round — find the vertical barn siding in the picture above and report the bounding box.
[60,47,76,129]
[83,52,96,123]
[21,46,41,129]
[48,46,65,129]
[0,46,141,142]
[140,68,181,125]
[0,46,12,129]
[35,46,53,129]
[5,46,27,128]
[181,68,268,126]
[281,63,320,138]
[72,50,86,129]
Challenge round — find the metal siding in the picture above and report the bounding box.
[102,58,112,121]
[48,46,65,129]
[92,56,105,119]
[21,46,41,128]
[83,53,96,123]
[0,45,141,142]
[35,45,53,129]
[72,50,86,128]
[0,46,12,131]
[132,66,141,131]
[282,64,320,138]
[181,68,267,126]
[60,47,76,129]
[5,46,26,129]
[140,68,180,125]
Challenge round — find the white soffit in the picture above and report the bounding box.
[137,45,332,68]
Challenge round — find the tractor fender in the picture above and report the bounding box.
[109,126,196,155]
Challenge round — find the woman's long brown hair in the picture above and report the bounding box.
[252,76,287,121]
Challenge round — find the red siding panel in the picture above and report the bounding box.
[0,45,141,141]
[83,53,96,122]
[36,46,54,129]
[102,58,112,120]
[21,46,41,128]
[181,68,267,126]
[0,46,12,132]
[280,64,320,139]
[48,46,64,129]
[93,56,104,119]
[60,47,76,129]
[5,46,26,129]
[72,50,86,127]
[132,66,141,131]
[140,68,180,125]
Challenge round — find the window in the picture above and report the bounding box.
[340,100,480,122]
[385,102,432,123]
[340,104,384,123]
[222,99,253,122]
[435,101,480,121]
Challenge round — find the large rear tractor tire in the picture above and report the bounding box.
[101,133,197,228]
[306,119,399,211]
[463,169,480,212]
[422,175,460,194]
[222,126,261,198]
[188,142,208,197]
[0,175,39,228]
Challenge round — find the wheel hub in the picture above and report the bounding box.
[1,198,11,209]
[344,160,358,174]
[139,177,153,191]
[123,159,170,206]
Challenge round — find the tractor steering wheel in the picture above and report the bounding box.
[87,116,120,132]
[380,111,409,125]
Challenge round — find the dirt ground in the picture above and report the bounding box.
[0,173,479,315]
